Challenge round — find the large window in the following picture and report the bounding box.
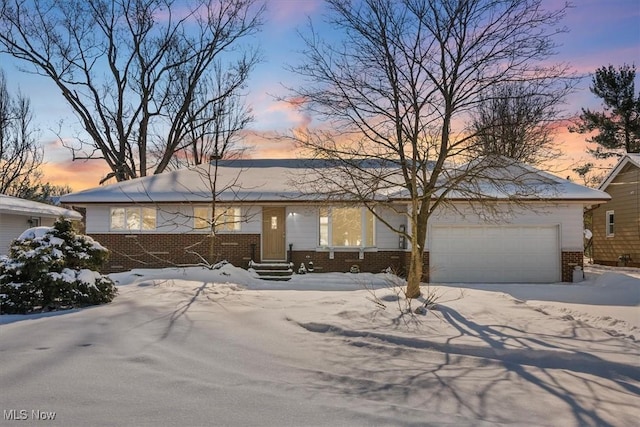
[194,206,241,232]
[110,207,156,231]
[606,210,615,237]
[319,207,375,247]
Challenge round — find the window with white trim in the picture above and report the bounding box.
[319,207,375,247]
[194,206,241,232]
[606,210,615,237]
[110,207,156,231]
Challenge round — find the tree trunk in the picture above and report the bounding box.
[405,241,423,298]
[405,196,429,298]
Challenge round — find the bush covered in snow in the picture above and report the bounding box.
[0,218,117,314]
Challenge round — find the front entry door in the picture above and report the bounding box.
[262,207,286,260]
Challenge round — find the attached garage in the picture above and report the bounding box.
[429,225,561,283]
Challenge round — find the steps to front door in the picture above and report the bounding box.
[249,261,294,281]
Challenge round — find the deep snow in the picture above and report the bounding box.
[1,264,638,426]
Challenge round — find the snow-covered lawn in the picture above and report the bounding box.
[1,264,638,426]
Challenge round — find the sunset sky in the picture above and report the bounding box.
[2,0,639,191]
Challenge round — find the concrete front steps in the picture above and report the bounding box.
[249,261,294,281]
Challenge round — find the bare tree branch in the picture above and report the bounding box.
[0,0,264,183]
[284,0,573,298]
[0,68,43,196]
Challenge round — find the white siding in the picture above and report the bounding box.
[156,205,192,233]
[241,206,262,233]
[0,214,56,255]
[375,205,407,250]
[286,206,318,250]
[85,206,111,233]
[0,214,26,255]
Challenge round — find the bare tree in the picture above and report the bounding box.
[165,65,254,169]
[469,81,569,165]
[286,0,572,298]
[0,0,263,183]
[0,69,43,197]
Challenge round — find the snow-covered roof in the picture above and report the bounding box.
[60,158,610,205]
[389,157,611,202]
[598,153,640,190]
[0,194,83,219]
[60,161,313,204]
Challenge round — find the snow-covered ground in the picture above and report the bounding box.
[1,264,638,426]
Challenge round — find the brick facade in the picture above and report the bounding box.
[561,251,584,282]
[93,233,260,272]
[289,250,409,274]
[93,232,574,283]
[93,231,424,276]
[289,250,430,280]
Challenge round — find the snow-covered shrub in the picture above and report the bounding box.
[0,218,117,314]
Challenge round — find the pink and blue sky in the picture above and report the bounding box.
[2,0,639,190]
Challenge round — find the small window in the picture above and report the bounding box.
[111,208,126,230]
[606,210,615,237]
[194,206,241,232]
[141,208,156,230]
[194,207,211,230]
[110,207,156,231]
[216,207,241,232]
[319,213,329,246]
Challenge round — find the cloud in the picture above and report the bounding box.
[266,0,323,27]
[250,97,312,132]
[41,160,111,191]
[238,130,298,158]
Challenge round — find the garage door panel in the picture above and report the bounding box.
[430,225,560,283]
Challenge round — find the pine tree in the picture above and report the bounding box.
[571,64,640,158]
[0,218,116,314]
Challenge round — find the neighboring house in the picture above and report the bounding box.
[60,158,610,283]
[0,194,83,256]
[591,154,640,267]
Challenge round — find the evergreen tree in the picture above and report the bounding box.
[571,64,640,158]
[0,218,116,314]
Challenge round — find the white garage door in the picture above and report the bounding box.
[430,225,560,283]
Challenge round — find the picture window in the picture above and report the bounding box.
[110,207,156,231]
[319,207,375,247]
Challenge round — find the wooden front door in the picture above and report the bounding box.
[262,207,286,260]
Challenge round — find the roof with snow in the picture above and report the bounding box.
[388,157,612,202]
[0,194,83,219]
[59,158,611,204]
[598,153,640,190]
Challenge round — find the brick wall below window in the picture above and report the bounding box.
[290,250,408,274]
[92,233,260,273]
[289,250,429,281]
